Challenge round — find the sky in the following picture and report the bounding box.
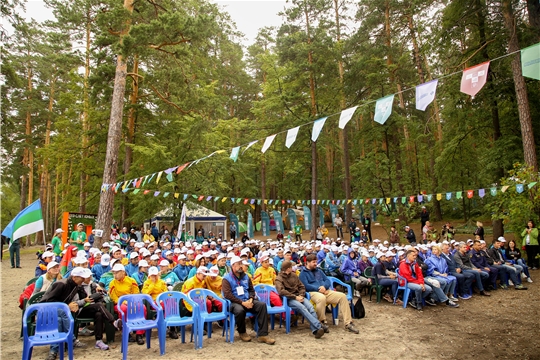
[10,0,288,46]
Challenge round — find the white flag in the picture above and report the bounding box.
[242,140,258,155]
[311,117,327,142]
[285,126,300,148]
[415,79,438,111]
[338,106,358,129]
[261,134,276,153]
[177,203,187,239]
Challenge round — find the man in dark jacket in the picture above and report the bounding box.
[487,237,527,290]
[275,261,326,338]
[420,206,430,229]
[404,226,416,245]
[470,240,499,289]
[441,243,474,299]
[453,243,491,296]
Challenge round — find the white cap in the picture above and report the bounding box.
[47,261,59,270]
[101,254,111,266]
[385,251,394,257]
[81,268,93,278]
[71,267,87,277]
[112,264,125,272]
[138,260,149,267]
[209,266,219,276]
[73,256,88,264]
[130,252,139,259]
[376,252,384,259]
[497,236,506,243]
[102,242,110,248]
[196,266,209,275]
[217,254,226,261]
[111,246,120,253]
[230,256,248,266]
[195,254,203,261]
[55,228,64,233]
[84,242,91,247]
[42,251,54,258]
[148,266,159,276]
[150,254,160,261]
[177,254,187,260]
[159,259,170,267]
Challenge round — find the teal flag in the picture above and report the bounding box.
[287,208,298,230]
[318,206,324,227]
[490,187,497,196]
[229,213,239,237]
[374,94,395,125]
[521,42,540,80]
[272,210,284,234]
[230,146,240,162]
[247,212,254,239]
[261,211,270,236]
[302,206,312,231]
[329,204,338,227]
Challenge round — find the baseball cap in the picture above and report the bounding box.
[102,242,110,248]
[47,261,59,270]
[230,256,248,266]
[55,228,64,233]
[150,254,160,261]
[208,266,219,277]
[497,236,506,242]
[84,242,91,247]
[73,256,88,264]
[138,260,149,267]
[112,264,125,272]
[130,252,139,259]
[196,266,209,275]
[101,254,111,266]
[81,268,93,278]
[148,266,159,276]
[71,267,87,277]
[159,259,170,267]
[42,251,54,258]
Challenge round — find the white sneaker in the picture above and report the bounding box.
[527,277,533,283]
[521,273,527,279]
[508,280,514,286]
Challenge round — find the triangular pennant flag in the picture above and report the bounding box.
[516,184,524,194]
[467,190,474,199]
[436,193,442,201]
[133,189,140,194]
[285,126,300,148]
[250,199,256,204]
[461,61,490,96]
[122,188,130,193]
[197,195,204,201]
[166,172,173,182]
[242,140,258,155]
[264,199,268,204]
[365,199,370,204]
[427,194,432,202]
[415,79,438,111]
[311,117,327,142]
[338,106,358,129]
[236,198,242,203]
[142,175,149,187]
[372,198,377,204]
[446,192,452,200]
[521,43,540,80]
[231,197,235,203]
[121,181,128,190]
[192,194,197,199]
[379,198,383,204]
[409,196,415,203]
[336,200,341,205]
[183,194,188,200]
[401,197,406,204]
[261,134,276,153]
[143,190,150,195]
[214,196,220,202]
[131,179,137,187]
[206,196,213,201]
[163,192,170,198]
[417,195,423,202]
[154,191,160,197]
[386,198,391,204]
[528,182,537,189]
[374,94,394,125]
[347,199,352,204]
[393,197,398,203]
[501,185,510,193]
[478,189,485,198]
[257,199,262,205]
[136,177,143,188]
[316,200,320,205]
[174,193,179,198]
[353,200,357,205]
[176,163,189,174]
[230,146,240,162]
[286,200,291,204]
[148,173,156,183]
[490,187,497,196]
[222,197,227,202]
[456,191,462,199]
[115,183,122,192]
[244,198,249,205]
[156,171,163,184]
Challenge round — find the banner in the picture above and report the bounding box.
[521,43,540,80]
[302,206,312,230]
[415,79,438,111]
[229,213,239,238]
[460,61,490,96]
[374,94,394,125]
[247,212,254,239]
[287,208,298,230]
[285,126,300,148]
[261,134,276,153]
[230,146,240,162]
[312,117,327,142]
[338,106,358,129]
[2,199,44,245]
[318,206,324,227]
[261,211,270,236]
[272,210,284,234]
[177,203,187,240]
[329,204,338,227]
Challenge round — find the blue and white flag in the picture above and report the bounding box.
[285,126,300,148]
[415,79,438,111]
[338,106,358,129]
[374,95,394,125]
[311,117,327,142]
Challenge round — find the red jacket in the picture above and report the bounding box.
[399,260,424,285]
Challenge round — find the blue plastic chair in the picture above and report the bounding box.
[156,291,199,353]
[188,289,230,349]
[22,302,74,360]
[328,277,354,324]
[394,269,410,308]
[117,294,164,360]
[254,284,290,333]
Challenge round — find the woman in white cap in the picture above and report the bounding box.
[35,251,55,277]
[33,261,62,294]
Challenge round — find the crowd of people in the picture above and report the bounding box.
[24,218,539,360]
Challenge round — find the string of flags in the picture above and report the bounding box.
[109,181,538,206]
[101,42,540,193]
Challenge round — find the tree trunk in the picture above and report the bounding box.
[94,0,134,247]
[502,0,538,172]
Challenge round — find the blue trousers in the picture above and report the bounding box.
[450,271,475,295]
[50,308,72,354]
[516,259,530,278]
[378,278,398,295]
[288,298,321,333]
[407,283,432,303]
[463,269,489,291]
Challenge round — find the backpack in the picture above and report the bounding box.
[19,283,36,309]
[353,296,365,319]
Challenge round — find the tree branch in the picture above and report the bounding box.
[148,84,193,115]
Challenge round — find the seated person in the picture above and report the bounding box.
[440,243,475,299]
[132,260,149,286]
[487,237,527,290]
[398,250,433,310]
[505,239,532,283]
[222,256,275,344]
[159,260,180,288]
[340,249,370,291]
[35,251,55,277]
[33,261,62,295]
[414,249,458,308]
[372,252,401,304]
[172,254,190,282]
[142,266,167,300]
[299,254,358,334]
[276,260,326,339]
[91,254,111,282]
[470,240,499,289]
[426,245,459,302]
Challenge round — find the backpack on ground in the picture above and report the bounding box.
[353,296,365,319]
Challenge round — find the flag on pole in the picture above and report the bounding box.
[261,134,276,153]
[285,126,300,148]
[415,79,438,111]
[374,95,394,125]
[312,117,327,142]
[2,199,44,246]
[177,203,187,240]
[521,42,540,80]
[338,106,358,129]
[460,61,490,96]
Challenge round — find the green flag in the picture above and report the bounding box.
[521,43,540,80]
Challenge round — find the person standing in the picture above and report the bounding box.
[334,215,343,239]
[361,214,372,242]
[69,223,87,251]
[294,222,303,242]
[420,206,430,230]
[389,225,400,246]
[404,226,416,246]
[9,236,21,268]
[229,223,237,241]
[522,220,539,270]
[348,219,357,242]
[51,229,64,256]
[473,221,484,240]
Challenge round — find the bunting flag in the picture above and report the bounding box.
[230,146,240,162]
[528,182,537,189]
[222,197,227,202]
[490,187,497,196]
[154,191,160,197]
[409,196,415,203]
[446,192,452,200]
[243,198,249,205]
[133,189,140,194]
[143,190,150,195]
[467,190,474,199]
[156,171,163,184]
[176,163,189,174]
[427,194,432,202]
[166,172,173,182]
[521,43,540,80]
[261,134,276,153]
[242,140,258,154]
[501,185,510,193]
[417,195,423,202]
[285,126,300,148]
[372,198,377,204]
[338,106,358,129]
[456,191,462,199]
[163,192,170,198]
[401,197,406,204]
[311,117,327,142]
[174,193,179,198]
[386,198,391,204]
[478,188,485,198]
[183,194,188,200]
[374,94,394,125]
[415,79,438,111]
[206,196,213,201]
[460,61,490,96]
[437,193,442,201]
[142,175,149,187]
[516,184,524,193]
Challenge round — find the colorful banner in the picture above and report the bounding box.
[287,208,298,230]
[312,117,327,142]
[374,94,394,125]
[329,204,338,228]
[416,79,438,111]
[272,210,284,234]
[261,211,270,236]
[302,206,312,231]
[285,126,300,148]
[230,146,240,162]
[242,140,258,154]
[460,61,490,96]
[521,43,540,80]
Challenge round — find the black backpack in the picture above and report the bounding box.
[353,297,366,319]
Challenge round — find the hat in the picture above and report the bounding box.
[196,266,209,275]
[130,252,139,259]
[81,268,93,278]
[138,260,149,267]
[101,254,111,266]
[102,242,110,248]
[496,236,506,243]
[398,251,405,257]
[376,252,384,259]
[385,251,394,257]
[55,228,64,234]
[148,266,159,276]
[230,256,248,266]
[112,264,125,272]
[73,256,88,264]
[177,254,187,260]
[71,267,87,277]
[42,251,54,258]
[84,242,91,247]
[159,259,170,267]
[209,266,219,277]
[111,246,120,253]
[217,254,226,261]
[129,239,136,243]
[77,222,84,226]
[47,261,59,270]
[195,254,203,261]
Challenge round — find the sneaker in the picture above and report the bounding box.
[128,334,136,342]
[500,284,508,290]
[46,352,58,360]
[508,280,514,286]
[321,324,330,333]
[424,298,437,306]
[448,295,459,302]
[521,272,527,279]
[73,339,86,348]
[458,294,472,300]
[257,336,276,345]
[515,284,528,290]
[480,290,491,296]
[95,340,109,350]
[345,323,359,334]
[113,319,122,331]
[408,301,417,309]
[239,332,251,342]
[446,300,459,308]
[136,334,145,345]
[313,328,325,339]
[79,327,94,336]
[527,277,533,283]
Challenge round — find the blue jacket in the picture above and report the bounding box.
[223,271,251,301]
[440,252,459,273]
[425,254,449,276]
[340,250,358,281]
[325,252,339,272]
[316,250,326,264]
[125,263,139,277]
[470,249,490,269]
[173,264,190,281]
[91,264,110,281]
[299,266,331,292]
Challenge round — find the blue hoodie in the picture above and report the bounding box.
[91,264,110,281]
[173,264,190,281]
[340,249,359,281]
[325,252,339,272]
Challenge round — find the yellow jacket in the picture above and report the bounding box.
[181,275,206,312]
[205,276,223,297]
[142,278,168,300]
[252,266,276,285]
[109,276,140,304]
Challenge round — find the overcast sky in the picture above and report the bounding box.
[12,0,287,46]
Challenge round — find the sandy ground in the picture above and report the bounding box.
[2,222,540,360]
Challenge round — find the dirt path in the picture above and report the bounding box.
[2,241,539,360]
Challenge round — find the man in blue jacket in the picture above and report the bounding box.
[470,240,499,289]
[299,254,359,334]
[440,243,474,299]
